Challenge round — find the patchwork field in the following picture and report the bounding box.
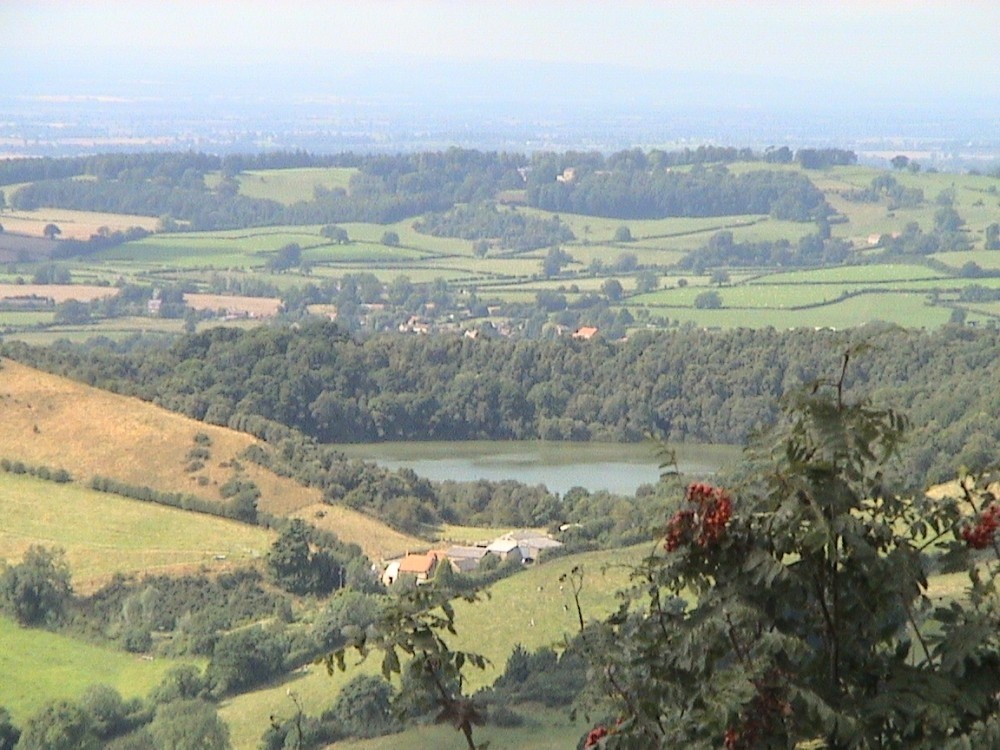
[2,162,999,340]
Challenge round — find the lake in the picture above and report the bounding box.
[333,441,741,497]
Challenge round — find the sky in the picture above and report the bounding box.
[3,1,999,109]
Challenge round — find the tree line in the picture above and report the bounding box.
[5,320,1000,488]
[5,145,840,234]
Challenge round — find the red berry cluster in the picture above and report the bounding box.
[665,482,733,551]
[961,503,1000,549]
[723,674,791,750]
[583,725,608,748]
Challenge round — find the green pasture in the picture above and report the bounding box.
[338,706,589,750]
[302,242,428,264]
[0,316,259,346]
[0,614,200,723]
[748,264,944,284]
[343,221,474,257]
[0,310,54,326]
[0,472,274,590]
[220,544,644,748]
[308,265,481,285]
[205,167,358,205]
[568,243,687,268]
[650,291,951,329]
[930,250,1000,271]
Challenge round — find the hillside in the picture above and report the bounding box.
[0,472,273,593]
[0,358,423,560]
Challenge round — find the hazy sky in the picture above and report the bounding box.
[4,1,999,105]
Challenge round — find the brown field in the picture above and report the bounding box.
[184,293,282,318]
[0,359,424,560]
[0,283,119,303]
[290,503,422,560]
[0,208,159,240]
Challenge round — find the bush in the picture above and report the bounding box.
[0,545,73,626]
[206,626,288,696]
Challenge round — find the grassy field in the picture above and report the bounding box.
[0,283,119,303]
[219,543,645,748]
[338,706,589,750]
[0,208,159,240]
[0,614,201,724]
[205,167,358,204]
[4,162,999,337]
[0,472,274,593]
[0,359,425,560]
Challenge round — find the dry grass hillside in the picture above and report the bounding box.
[0,358,422,559]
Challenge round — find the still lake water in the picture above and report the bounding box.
[334,441,741,497]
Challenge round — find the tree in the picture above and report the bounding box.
[0,708,19,750]
[324,674,400,739]
[890,154,910,170]
[693,290,722,309]
[0,545,73,626]
[381,230,400,247]
[325,587,488,750]
[150,665,208,705]
[53,299,92,325]
[42,223,61,239]
[266,242,301,273]
[206,626,287,695]
[710,269,731,286]
[636,270,660,294]
[267,519,339,596]
[16,700,99,750]
[148,700,230,750]
[985,222,1000,250]
[542,246,572,278]
[613,225,633,242]
[602,278,624,302]
[320,224,350,244]
[934,206,965,233]
[572,356,1000,748]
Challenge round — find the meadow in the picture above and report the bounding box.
[0,359,423,560]
[0,472,274,593]
[219,543,646,749]
[0,615,200,724]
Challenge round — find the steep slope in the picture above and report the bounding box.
[0,358,422,559]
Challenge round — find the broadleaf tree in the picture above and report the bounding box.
[574,352,1000,748]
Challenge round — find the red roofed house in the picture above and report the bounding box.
[384,551,441,585]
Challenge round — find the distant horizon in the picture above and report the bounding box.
[2,2,999,163]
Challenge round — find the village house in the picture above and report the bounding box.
[572,326,599,340]
[500,530,564,563]
[485,537,523,563]
[382,551,441,585]
[443,545,490,573]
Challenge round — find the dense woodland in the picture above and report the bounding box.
[5,320,1000,489]
[2,146,844,232]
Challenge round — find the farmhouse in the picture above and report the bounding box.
[500,530,564,562]
[572,326,599,340]
[443,545,490,573]
[382,551,441,585]
[485,538,523,563]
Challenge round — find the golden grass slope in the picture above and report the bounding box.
[0,358,423,560]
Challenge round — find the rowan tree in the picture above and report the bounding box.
[575,354,1000,748]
